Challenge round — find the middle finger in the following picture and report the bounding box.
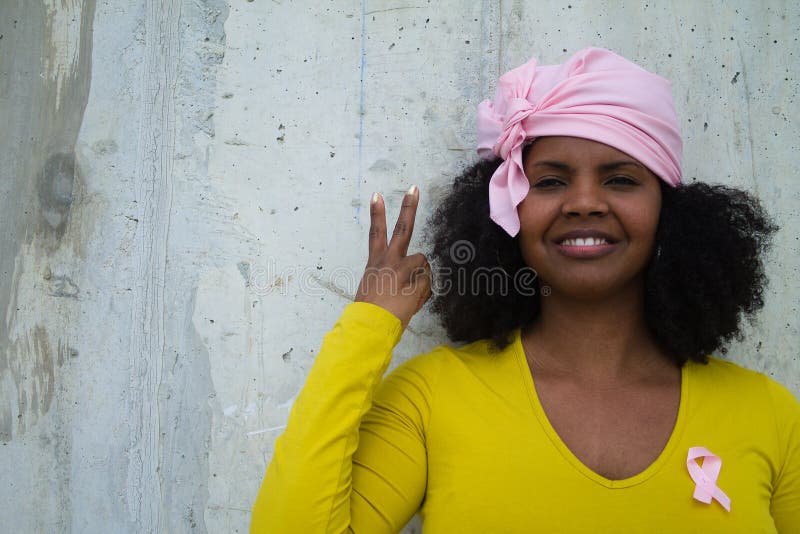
[388,185,419,258]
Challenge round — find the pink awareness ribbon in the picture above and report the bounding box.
[686,447,731,512]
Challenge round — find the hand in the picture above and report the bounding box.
[354,185,432,330]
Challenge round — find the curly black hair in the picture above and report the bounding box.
[424,158,778,365]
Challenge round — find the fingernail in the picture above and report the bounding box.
[407,185,418,195]
[371,192,380,204]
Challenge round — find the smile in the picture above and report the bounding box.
[554,237,618,259]
[559,237,609,246]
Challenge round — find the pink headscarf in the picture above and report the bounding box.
[477,47,683,237]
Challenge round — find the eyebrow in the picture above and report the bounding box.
[598,161,645,172]
[530,160,645,172]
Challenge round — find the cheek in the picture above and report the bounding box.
[517,233,538,268]
[517,197,557,231]
[616,174,661,229]
[516,200,554,268]
[517,201,548,240]
[624,201,661,246]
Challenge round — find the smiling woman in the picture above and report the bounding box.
[518,137,663,299]
[251,48,798,533]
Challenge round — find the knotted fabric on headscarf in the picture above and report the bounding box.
[477,47,683,237]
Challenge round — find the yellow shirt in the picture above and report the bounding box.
[251,303,800,533]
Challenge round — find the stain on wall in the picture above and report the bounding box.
[0,0,95,531]
[0,0,95,438]
[38,153,78,236]
[0,325,67,441]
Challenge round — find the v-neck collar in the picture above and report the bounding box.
[511,328,690,489]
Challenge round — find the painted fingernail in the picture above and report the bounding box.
[371,192,380,204]
[407,185,418,195]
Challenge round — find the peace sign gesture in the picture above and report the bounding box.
[354,185,432,330]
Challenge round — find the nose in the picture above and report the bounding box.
[561,180,609,217]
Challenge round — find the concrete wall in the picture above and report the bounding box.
[1,1,797,532]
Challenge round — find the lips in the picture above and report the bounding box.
[553,229,620,258]
[554,229,618,245]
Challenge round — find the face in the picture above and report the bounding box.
[517,136,662,300]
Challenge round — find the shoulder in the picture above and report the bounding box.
[379,334,519,406]
[374,334,522,435]
[389,334,517,383]
[371,338,503,425]
[690,356,766,385]
[693,356,796,391]
[689,356,800,416]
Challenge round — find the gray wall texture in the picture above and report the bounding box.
[1,1,797,532]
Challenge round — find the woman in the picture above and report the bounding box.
[251,48,799,532]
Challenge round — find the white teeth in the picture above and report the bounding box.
[561,237,608,246]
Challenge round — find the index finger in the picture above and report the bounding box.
[388,185,419,258]
[368,192,388,261]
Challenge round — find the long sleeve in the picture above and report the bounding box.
[250,302,429,533]
[767,377,800,532]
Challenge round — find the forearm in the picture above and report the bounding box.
[250,303,402,533]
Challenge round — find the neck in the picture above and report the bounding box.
[522,281,677,384]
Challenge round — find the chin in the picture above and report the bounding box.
[546,282,621,301]
[540,271,645,301]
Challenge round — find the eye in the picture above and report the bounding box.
[532,177,566,189]
[604,175,639,186]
